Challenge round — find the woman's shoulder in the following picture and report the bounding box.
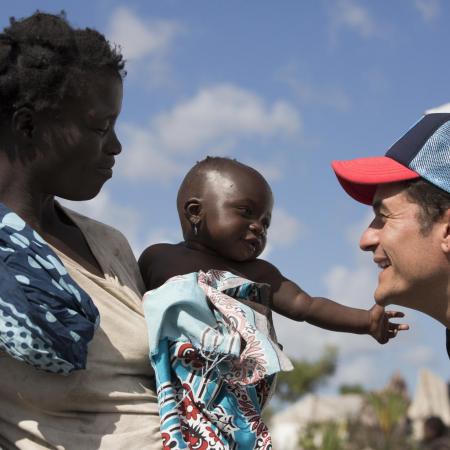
[61,204,146,293]
[61,205,128,243]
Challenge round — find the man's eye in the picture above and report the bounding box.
[373,213,387,226]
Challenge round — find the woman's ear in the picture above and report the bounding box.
[184,198,202,225]
[12,107,35,140]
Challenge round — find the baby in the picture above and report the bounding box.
[141,156,406,339]
[139,156,407,449]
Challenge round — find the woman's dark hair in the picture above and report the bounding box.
[404,179,450,234]
[0,11,125,121]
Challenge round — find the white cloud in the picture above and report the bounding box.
[152,84,300,152]
[109,7,181,61]
[108,7,182,87]
[247,160,284,182]
[414,0,440,22]
[269,207,305,247]
[117,122,186,184]
[260,207,305,259]
[117,84,301,182]
[425,102,450,114]
[331,0,377,39]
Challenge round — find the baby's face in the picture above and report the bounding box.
[200,169,273,262]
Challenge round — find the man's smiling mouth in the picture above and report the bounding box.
[375,259,391,269]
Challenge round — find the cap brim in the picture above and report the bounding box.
[332,156,420,205]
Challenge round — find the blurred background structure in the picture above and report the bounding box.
[269,355,450,450]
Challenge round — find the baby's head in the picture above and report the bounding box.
[177,156,273,262]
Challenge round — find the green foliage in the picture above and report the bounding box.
[362,390,411,449]
[299,421,346,450]
[261,404,274,425]
[366,390,409,436]
[275,346,337,402]
[296,389,415,450]
[339,383,366,395]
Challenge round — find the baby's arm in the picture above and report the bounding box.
[138,243,177,290]
[257,260,408,343]
[138,245,158,290]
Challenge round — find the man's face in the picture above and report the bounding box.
[359,182,448,309]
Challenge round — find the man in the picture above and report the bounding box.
[332,106,450,359]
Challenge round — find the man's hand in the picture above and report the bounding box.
[368,304,409,344]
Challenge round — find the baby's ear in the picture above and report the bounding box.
[184,198,202,224]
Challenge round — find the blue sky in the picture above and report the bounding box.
[4,0,448,397]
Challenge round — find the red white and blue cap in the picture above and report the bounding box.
[332,104,450,205]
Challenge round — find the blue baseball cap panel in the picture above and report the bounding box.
[409,119,450,194]
[332,108,450,204]
[387,113,450,167]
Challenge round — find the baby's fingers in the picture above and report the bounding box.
[388,321,410,332]
[392,323,410,331]
[385,310,405,318]
[386,310,409,330]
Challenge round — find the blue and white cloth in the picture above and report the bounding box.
[0,203,99,373]
[143,270,293,450]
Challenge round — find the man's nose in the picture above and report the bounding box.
[360,225,379,252]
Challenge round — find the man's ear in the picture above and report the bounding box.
[440,209,450,254]
[12,107,35,140]
[184,198,203,225]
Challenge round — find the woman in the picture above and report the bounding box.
[0,12,161,449]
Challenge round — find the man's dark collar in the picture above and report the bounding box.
[446,328,450,359]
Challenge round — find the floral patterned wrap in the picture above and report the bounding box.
[143,270,293,449]
[0,203,99,373]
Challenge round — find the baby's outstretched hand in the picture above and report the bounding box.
[368,304,409,344]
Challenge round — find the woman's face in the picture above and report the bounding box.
[33,70,123,201]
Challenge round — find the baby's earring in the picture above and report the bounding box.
[191,218,200,236]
